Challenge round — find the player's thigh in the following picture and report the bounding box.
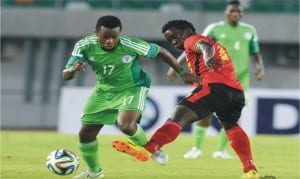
[216,88,245,124]
[81,88,120,124]
[182,84,238,120]
[118,86,149,113]
[179,85,213,120]
[82,87,117,114]
[81,110,118,125]
[196,113,213,126]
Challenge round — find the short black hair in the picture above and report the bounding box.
[227,0,241,6]
[162,20,196,33]
[96,15,122,31]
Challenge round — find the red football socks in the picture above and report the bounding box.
[226,126,257,173]
[144,121,182,154]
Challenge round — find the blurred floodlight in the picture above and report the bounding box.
[159,3,184,13]
[65,1,90,10]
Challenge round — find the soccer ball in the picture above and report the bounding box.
[46,149,80,175]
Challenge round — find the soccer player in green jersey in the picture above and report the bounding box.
[166,0,264,159]
[63,15,198,178]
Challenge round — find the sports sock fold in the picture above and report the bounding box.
[194,125,208,149]
[127,124,148,146]
[78,140,101,173]
[216,128,229,151]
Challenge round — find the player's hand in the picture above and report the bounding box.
[167,67,178,82]
[180,72,201,85]
[73,61,86,72]
[206,58,222,71]
[255,67,264,81]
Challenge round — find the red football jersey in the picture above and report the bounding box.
[184,35,243,91]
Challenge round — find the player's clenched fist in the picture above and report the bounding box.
[166,68,178,82]
[62,61,86,80]
[255,67,264,81]
[72,61,86,72]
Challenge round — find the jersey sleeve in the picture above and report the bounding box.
[120,36,160,59]
[146,43,160,58]
[202,23,216,40]
[184,35,210,53]
[249,27,260,54]
[65,39,87,68]
[184,36,197,52]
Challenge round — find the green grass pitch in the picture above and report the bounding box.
[1,131,299,179]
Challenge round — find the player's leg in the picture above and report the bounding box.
[74,88,118,178]
[217,87,258,177]
[212,117,233,159]
[74,123,104,178]
[113,110,150,161]
[214,84,250,159]
[183,114,212,159]
[75,109,118,178]
[212,127,233,159]
[117,111,147,146]
[215,127,228,152]
[112,86,151,161]
[144,85,212,155]
[116,86,149,146]
[221,123,258,172]
[144,105,200,154]
[221,122,258,176]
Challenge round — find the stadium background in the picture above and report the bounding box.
[1,0,299,135]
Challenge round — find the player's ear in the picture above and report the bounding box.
[184,28,193,36]
[240,11,244,17]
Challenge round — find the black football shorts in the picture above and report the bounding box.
[178,83,245,124]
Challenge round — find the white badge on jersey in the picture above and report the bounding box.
[244,32,252,40]
[122,55,133,63]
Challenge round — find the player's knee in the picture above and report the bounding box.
[166,117,185,127]
[198,116,213,127]
[117,121,136,135]
[78,130,97,143]
[222,122,238,130]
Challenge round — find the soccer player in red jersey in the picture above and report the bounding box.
[113,20,259,178]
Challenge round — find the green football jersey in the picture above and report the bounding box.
[65,35,160,91]
[202,21,260,90]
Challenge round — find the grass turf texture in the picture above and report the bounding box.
[1,131,299,179]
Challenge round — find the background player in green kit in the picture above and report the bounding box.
[62,15,198,178]
[166,0,265,159]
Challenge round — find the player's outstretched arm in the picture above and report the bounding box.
[62,61,86,80]
[158,46,199,85]
[166,52,187,82]
[158,46,184,73]
[253,53,264,81]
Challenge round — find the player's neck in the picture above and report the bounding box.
[227,20,239,27]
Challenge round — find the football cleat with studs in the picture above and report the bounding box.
[183,147,203,159]
[240,170,259,179]
[73,169,104,178]
[112,140,150,161]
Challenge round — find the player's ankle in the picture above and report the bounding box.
[244,165,257,173]
[144,141,159,154]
